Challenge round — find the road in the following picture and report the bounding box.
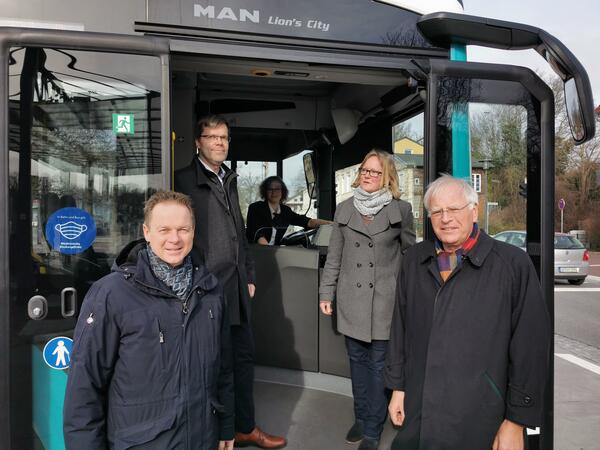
[554,274,600,450]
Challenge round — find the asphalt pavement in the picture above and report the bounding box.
[554,274,600,450]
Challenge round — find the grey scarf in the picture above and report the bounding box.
[353,187,393,218]
[146,244,193,299]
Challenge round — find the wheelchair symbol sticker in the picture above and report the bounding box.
[43,336,73,370]
[45,207,96,255]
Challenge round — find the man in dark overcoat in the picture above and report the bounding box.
[385,175,551,450]
[175,115,286,449]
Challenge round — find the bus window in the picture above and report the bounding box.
[468,103,527,236]
[236,160,277,219]
[393,112,425,239]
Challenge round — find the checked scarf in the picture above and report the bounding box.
[146,244,193,299]
[435,223,480,282]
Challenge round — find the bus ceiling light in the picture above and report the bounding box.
[331,109,362,145]
[251,69,272,77]
[372,0,463,15]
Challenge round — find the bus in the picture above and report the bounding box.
[0,0,595,448]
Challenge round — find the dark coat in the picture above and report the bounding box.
[63,240,234,450]
[319,198,416,342]
[245,201,310,245]
[384,232,551,450]
[175,158,255,325]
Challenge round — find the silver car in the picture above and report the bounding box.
[493,231,589,285]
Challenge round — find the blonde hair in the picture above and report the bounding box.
[144,190,195,227]
[351,149,401,199]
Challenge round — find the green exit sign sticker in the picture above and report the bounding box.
[112,113,134,135]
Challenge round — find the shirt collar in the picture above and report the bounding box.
[198,156,226,181]
[268,203,281,217]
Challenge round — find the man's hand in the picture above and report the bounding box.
[319,301,333,315]
[218,439,234,450]
[248,283,256,298]
[492,419,524,450]
[388,390,406,426]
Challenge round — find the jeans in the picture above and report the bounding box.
[345,336,389,440]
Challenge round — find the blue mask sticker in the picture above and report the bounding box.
[45,207,96,255]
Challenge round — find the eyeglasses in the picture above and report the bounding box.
[359,168,383,177]
[428,203,473,219]
[200,134,231,143]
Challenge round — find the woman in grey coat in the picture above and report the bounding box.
[319,149,415,450]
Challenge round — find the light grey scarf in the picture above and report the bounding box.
[353,187,392,218]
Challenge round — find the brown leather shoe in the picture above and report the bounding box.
[234,427,287,448]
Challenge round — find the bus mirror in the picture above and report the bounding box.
[417,12,596,144]
[564,78,585,142]
[331,108,361,144]
[303,153,318,199]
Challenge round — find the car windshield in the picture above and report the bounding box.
[554,235,585,249]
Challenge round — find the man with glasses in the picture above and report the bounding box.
[175,115,286,448]
[385,175,550,450]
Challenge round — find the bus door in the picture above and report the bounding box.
[418,13,596,450]
[0,28,170,449]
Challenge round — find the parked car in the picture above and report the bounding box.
[493,230,589,285]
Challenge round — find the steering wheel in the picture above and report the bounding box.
[280,228,318,247]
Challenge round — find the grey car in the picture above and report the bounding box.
[493,230,590,285]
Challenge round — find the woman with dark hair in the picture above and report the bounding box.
[246,176,330,245]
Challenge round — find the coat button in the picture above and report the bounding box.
[368,242,373,248]
[369,282,373,288]
[369,262,374,268]
[524,396,532,404]
[357,283,361,288]
[355,242,360,247]
[357,263,362,268]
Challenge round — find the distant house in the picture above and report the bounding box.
[393,137,424,155]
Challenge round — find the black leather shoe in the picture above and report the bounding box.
[358,437,379,450]
[345,421,364,444]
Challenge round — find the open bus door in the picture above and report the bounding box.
[0,28,170,449]
[417,13,596,450]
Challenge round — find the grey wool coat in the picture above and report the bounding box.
[319,197,416,342]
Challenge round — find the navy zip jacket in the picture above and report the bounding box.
[63,239,234,450]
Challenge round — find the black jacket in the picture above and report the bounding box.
[175,158,255,325]
[63,240,234,450]
[384,232,551,450]
[245,201,310,245]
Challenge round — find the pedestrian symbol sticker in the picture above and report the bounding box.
[45,207,96,255]
[43,336,73,370]
[112,113,135,135]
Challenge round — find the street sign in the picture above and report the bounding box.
[558,198,566,210]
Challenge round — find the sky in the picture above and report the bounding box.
[462,0,600,106]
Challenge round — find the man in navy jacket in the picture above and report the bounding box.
[63,191,234,450]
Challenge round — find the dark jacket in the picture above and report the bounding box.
[175,158,255,325]
[384,232,551,450]
[319,198,415,341]
[63,240,234,450]
[245,201,310,245]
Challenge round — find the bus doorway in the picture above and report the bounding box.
[170,52,428,378]
[0,29,171,449]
